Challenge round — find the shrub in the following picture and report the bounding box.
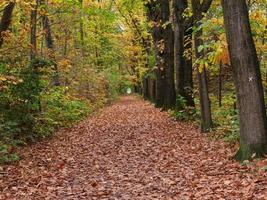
[171,95,199,121]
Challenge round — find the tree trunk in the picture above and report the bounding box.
[218,62,222,107]
[30,1,39,60]
[79,0,85,58]
[41,1,60,86]
[160,0,176,110]
[155,63,166,107]
[143,76,149,100]
[145,0,166,108]
[192,0,213,132]
[43,16,53,49]
[173,0,195,108]
[0,2,15,48]
[184,28,195,107]
[222,0,267,161]
[197,66,213,132]
[151,77,156,102]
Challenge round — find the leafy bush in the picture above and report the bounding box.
[40,87,90,131]
[209,93,240,143]
[223,111,240,143]
[0,142,19,164]
[0,58,92,162]
[171,95,199,121]
[0,58,52,142]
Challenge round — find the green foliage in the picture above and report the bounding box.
[223,112,239,143]
[0,58,51,142]
[40,87,90,132]
[209,94,240,143]
[0,58,91,162]
[0,143,19,164]
[171,95,199,121]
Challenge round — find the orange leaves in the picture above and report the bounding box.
[0,30,12,44]
[1,96,267,199]
[58,58,72,72]
[212,39,230,65]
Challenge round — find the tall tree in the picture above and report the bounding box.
[0,1,15,48]
[160,0,176,109]
[145,0,166,108]
[222,0,267,161]
[79,0,85,58]
[173,0,195,108]
[41,0,60,86]
[30,0,39,60]
[192,0,213,132]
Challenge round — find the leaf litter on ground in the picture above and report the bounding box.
[0,96,266,199]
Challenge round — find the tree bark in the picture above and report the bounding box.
[150,77,156,102]
[0,1,15,48]
[160,0,176,110]
[184,27,195,107]
[41,0,60,86]
[192,0,213,132]
[145,0,166,108]
[143,76,149,100]
[173,0,195,108]
[79,0,85,58]
[30,1,39,60]
[218,62,222,107]
[222,0,267,161]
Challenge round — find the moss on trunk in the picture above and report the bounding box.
[234,141,267,162]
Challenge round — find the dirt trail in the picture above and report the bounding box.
[0,96,266,199]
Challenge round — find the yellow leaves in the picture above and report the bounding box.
[147,20,155,29]
[210,17,223,26]
[128,75,137,83]
[212,43,230,65]
[182,7,193,18]
[39,7,49,17]
[203,34,230,66]
[0,30,13,44]
[58,59,72,72]
[250,10,267,25]
[0,76,7,82]
[197,60,209,73]
[0,1,9,9]
[0,75,23,90]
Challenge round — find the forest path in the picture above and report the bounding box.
[1,96,266,199]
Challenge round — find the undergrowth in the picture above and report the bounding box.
[170,93,240,145]
[0,59,122,164]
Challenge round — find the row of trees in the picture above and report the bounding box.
[133,0,266,161]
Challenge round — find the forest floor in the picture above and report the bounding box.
[0,96,267,200]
